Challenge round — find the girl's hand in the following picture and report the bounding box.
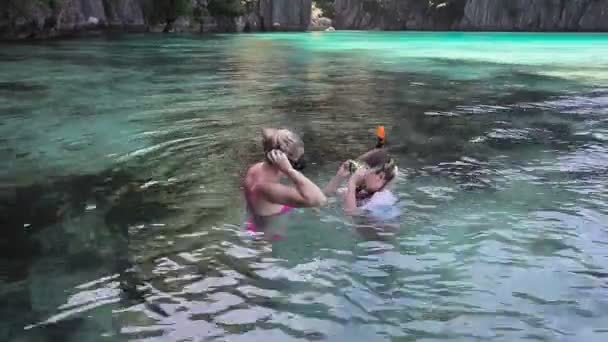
[350,167,367,184]
[336,161,351,178]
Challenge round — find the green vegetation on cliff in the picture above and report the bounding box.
[207,0,245,17]
[143,0,247,29]
[4,0,61,16]
[143,0,191,25]
[314,0,335,18]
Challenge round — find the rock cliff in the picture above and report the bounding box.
[259,0,312,31]
[334,0,608,31]
[0,0,312,39]
[4,0,607,39]
[1,0,146,39]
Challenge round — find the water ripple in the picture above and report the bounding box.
[2,33,608,341]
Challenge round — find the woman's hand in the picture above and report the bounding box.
[267,150,293,173]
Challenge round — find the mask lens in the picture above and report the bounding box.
[290,158,306,171]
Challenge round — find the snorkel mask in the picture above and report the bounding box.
[379,158,398,189]
[265,150,306,171]
[356,158,398,196]
[262,128,306,171]
[289,157,306,171]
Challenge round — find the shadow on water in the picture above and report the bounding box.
[0,81,48,93]
[0,167,179,341]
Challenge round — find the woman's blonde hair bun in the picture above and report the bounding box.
[261,128,303,160]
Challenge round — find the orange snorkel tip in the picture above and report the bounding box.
[376,126,386,148]
[377,126,385,139]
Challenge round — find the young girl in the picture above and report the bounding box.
[325,148,399,217]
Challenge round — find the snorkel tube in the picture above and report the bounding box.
[349,125,390,174]
[348,126,387,174]
[374,125,398,189]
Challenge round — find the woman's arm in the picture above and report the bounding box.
[285,168,327,206]
[259,170,327,208]
[258,150,327,207]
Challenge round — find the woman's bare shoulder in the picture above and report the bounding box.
[245,162,263,181]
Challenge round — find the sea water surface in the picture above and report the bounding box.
[1,32,608,341]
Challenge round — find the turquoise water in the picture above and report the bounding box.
[1,32,608,341]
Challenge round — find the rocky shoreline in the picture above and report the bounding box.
[334,0,608,32]
[0,0,314,40]
[2,0,608,40]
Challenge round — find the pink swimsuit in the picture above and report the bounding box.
[244,186,295,240]
[245,205,294,232]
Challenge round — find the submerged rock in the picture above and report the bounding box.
[0,168,176,263]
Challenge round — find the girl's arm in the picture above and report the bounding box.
[344,168,366,215]
[324,161,350,195]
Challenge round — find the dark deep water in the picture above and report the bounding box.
[1,32,608,341]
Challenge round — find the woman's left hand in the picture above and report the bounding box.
[268,150,293,173]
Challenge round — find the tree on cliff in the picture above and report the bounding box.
[3,0,60,19]
[143,0,247,32]
[206,0,245,17]
[144,0,191,32]
[314,0,335,19]
[2,0,61,38]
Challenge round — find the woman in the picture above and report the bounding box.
[244,128,327,239]
[325,148,399,216]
